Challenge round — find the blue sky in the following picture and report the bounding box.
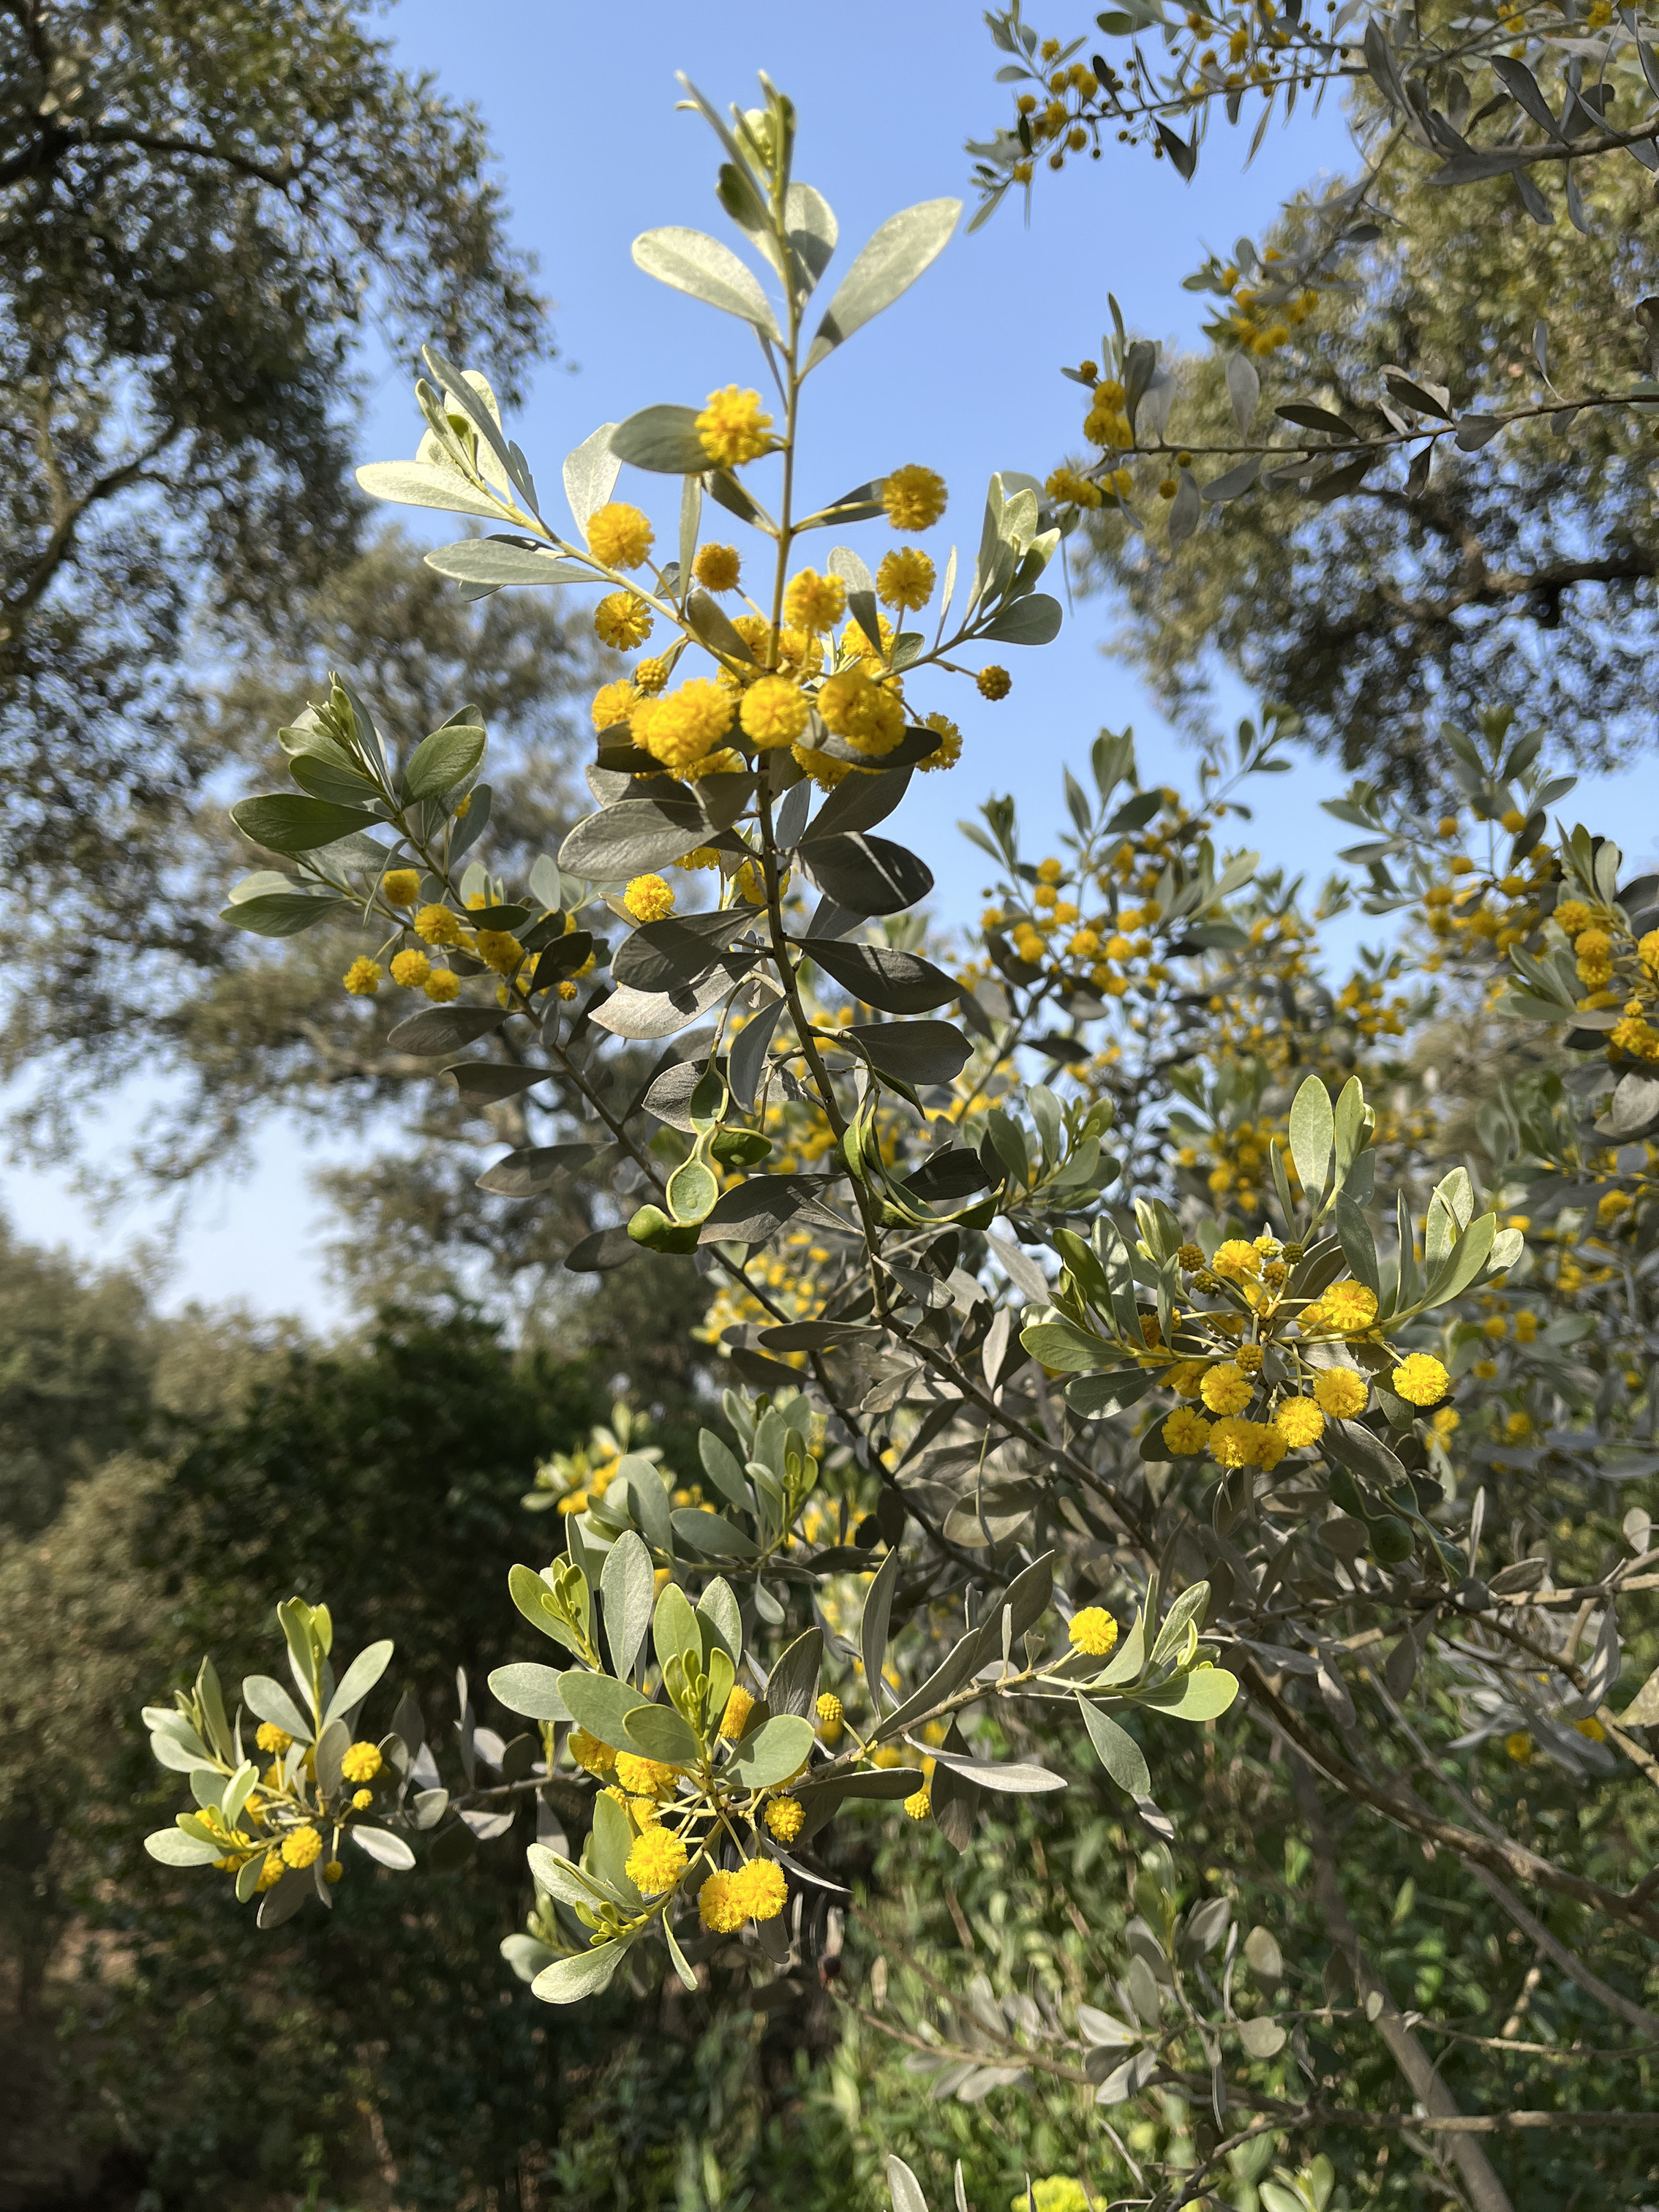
[8,3,1658,1317]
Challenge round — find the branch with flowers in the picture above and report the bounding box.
[134,69,1659,2210]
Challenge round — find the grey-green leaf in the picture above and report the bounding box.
[805,198,961,371]
[601,1531,655,1684]
[559,797,710,879]
[610,405,710,475]
[632,226,781,339]
[532,1941,627,2004]
[230,795,375,856]
[405,721,486,802]
[425,541,586,590]
[1288,1075,1333,1203]
[729,1712,816,1787]
[1076,1700,1151,1797]
[322,1639,394,1729]
[356,459,504,520]
[488,1663,571,1722]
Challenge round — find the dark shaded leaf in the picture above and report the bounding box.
[846,1019,969,1086]
[475,1142,601,1196]
[231,794,376,854]
[799,938,960,1013]
[387,1005,508,1055]
[698,1175,823,1245]
[614,909,754,992]
[564,1226,639,1273]
[559,796,709,879]
[609,404,709,473]
[808,764,913,838]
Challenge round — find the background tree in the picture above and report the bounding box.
[0,0,548,1105]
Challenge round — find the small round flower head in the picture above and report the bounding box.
[423,968,460,1004]
[791,742,850,790]
[633,655,672,696]
[977,665,1012,701]
[1207,1416,1260,1470]
[341,1741,383,1785]
[818,670,905,757]
[1273,1397,1325,1450]
[696,385,773,468]
[625,1824,688,1895]
[568,1727,617,1778]
[1211,1238,1262,1282]
[1162,1406,1211,1456]
[876,546,936,612]
[586,502,654,570]
[674,845,720,871]
[623,873,675,922]
[919,712,961,772]
[739,675,810,748]
[352,1787,373,1810]
[1046,464,1102,509]
[390,947,431,989]
[719,1685,756,1741]
[1167,1361,1206,1400]
[1504,1730,1533,1764]
[255,1850,285,1891]
[281,1824,323,1869]
[1200,1363,1254,1417]
[614,1751,680,1799]
[557,979,578,1001]
[816,1692,843,1740]
[383,868,421,907]
[591,679,639,731]
[692,542,742,592]
[472,928,523,975]
[764,1795,805,1843]
[413,903,464,948]
[783,568,848,633]
[1576,1715,1606,1742]
[698,1868,746,1933]
[882,464,947,530]
[1318,1281,1380,1334]
[731,1857,787,1921]
[594,591,655,649]
[1252,1423,1287,1471]
[324,1859,345,1884]
[631,679,735,770]
[255,1721,293,1756]
[903,1786,932,1821]
[1068,1606,1120,1657]
[342,957,383,997]
[1392,1352,1450,1407]
[1312,1366,1369,1419]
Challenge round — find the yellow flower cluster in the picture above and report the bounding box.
[698,1858,788,1930]
[696,385,773,468]
[623,873,675,922]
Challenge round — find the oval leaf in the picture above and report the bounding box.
[356,459,503,520]
[609,405,710,475]
[385,1004,508,1056]
[801,832,933,917]
[145,1828,225,1867]
[799,938,960,1014]
[489,1663,571,1722]
[405,722,486,801]
[730,1712,816,1787]
[1077,1701,1151,1797]
[806,198,960,371]
[230,795,375,856]
[977,592,1062,645]
[633,225,781,339]
[424,541,587,590]
[350,1824,416,1870]
[532,1941,627,2005]
[560,797,710,879]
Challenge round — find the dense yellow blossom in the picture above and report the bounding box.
[740,675,810,747]
[625,1825,688,1895]
[692,543,741,592]
[632,679,735,770]
[341,1742,383,1784]
[696,385,772,467]
[876,547,935,611]
[1312,1368,1369,1418]
[783,568,847,632]
[342,957,382,996]
[382,869,421,907]
[1067,1606,1120,1656]
[623,873,676,922]
[882,464,947,530]
[594,591,655,649]
[586,502,654,570]
[1392,1353,1450,1407]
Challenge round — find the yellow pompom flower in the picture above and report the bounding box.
[977,665,1011,701]
[383,868,421,907]
[1068,1606,1120,1657]
[696,385,773,467]
[255,1722,293,1756]
[903,1786,932,1821]
[919,712,962,772]
[1320,1281,1380,1333]
[324,1859,345,1884]
[783,568,848,632]
[341,1742,383,1785]
[1312,1367,1369,1418]
[739,675,810,748]
[424,968,461,1004]
[882,464,947,530]
[623,873,675,922]
[764,1796,805,1843]
[693,543,742,592]
[255,1850,285,1891]
[816,1692,843,1743]
[389,948,431,989]
[633,655,672,696]
[342,957,382,997]
[698,1868,746,1933]
[1211,1238,1262,1282]
[594,591,655,649]
[586,502,655,570]
[732,1858,787,1920]
[1273,1397,1326,1449]
[614,1752,680,1799]
[625,1824,688,1895]
[1504,1731,1533,1764]
[818,670,905,756]
[473,928,523,975]
[1162,1406,1212,1456]
[1046,464,1102,508]
[568,1728,617,1778]
[1392,1353,1450,1407]
[791,743,848,790]
[876,547,936,612]
[281,1824,323,1869]
[719,1686,756,1741]
[1200,1363,1254,1416]
[631,679,735,770]
[413,903,465,947]
[353,1787,373,1810]
[1207,1417,1260,1470]
[1576,1715,1606,1742]
[590,679,639,731]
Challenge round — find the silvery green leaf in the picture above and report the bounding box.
[786,183,838,291]
[805,199,960,371]
[144,1827,224,1867]
[356,460,503,520]
[350,1824,416,1870]
[1225,350,1260,432]
[424,541,585,588]
[633,226,781,339]
[563,422,621,529]
[532,1940,628,2004]
[887,2157,930,2212]
[1167,468,1200,548]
